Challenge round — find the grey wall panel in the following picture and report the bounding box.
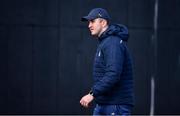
[60,0,129,26]
[0,0,58,25]
[7,27,32,114]
[128,29,152,114]
[128,0,154,28]
[57,27,83,114]
[31,27,58,114]
[0,27,8,114]
[60,0,83,26]
[154,1,180,114]
[31,0,59,25]
[57,27,96,114]
[155,30,180,114]
[0,0,34,25]
[158,0,180,29]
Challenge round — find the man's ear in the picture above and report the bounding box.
[102,19,108,27]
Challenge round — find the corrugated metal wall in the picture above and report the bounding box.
[0,0,179,115]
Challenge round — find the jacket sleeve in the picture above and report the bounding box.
[92,37,125,97]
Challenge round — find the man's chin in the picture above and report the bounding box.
[91,33,98,38]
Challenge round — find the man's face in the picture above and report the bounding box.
[88,18,104,37]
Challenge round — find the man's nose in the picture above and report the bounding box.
[88,22,92,28]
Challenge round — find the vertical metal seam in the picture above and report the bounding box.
[150,0,159,115]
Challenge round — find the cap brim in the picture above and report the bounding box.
[81,16,90,22]
[81,16,96,22]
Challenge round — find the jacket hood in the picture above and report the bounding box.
[99,24,129,42]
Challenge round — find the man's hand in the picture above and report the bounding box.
[80,94,94,108]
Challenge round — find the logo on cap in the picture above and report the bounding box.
[98,13,102,17]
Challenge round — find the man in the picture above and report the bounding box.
[80,8,134,115]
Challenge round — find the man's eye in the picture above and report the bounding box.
[91,19,95,23]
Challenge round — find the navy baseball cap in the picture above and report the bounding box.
[81,8,111,22]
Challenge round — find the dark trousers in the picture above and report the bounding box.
[93,104,132,116]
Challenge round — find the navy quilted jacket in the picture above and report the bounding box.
[92,24,134,106]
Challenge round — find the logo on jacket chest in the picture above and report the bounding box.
[98,51,101,57]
